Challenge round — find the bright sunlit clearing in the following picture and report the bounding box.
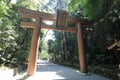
[42,20,54,41]
[11,0,17,4]
[43,30,55,41]
[44,21,54,25]
[34,0,49,4]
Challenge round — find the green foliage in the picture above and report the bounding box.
[68,0,86,12]
[39,52,49,60]
[0,1,9,17]
[68,0,120,65]
[0,0,119,69]
[47,0,120,66]
[68,0,116,19]
[47,32,63,63]
[0,0,36,66]
[47,31,79,64]
[39,41,49,60]
[47,0,79,64]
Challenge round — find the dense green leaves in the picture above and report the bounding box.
[0,0,36,66]
[68,0,120,64]
[0,1,9,17]
[0,0,119,70]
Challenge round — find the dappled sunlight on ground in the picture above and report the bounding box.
[35,72,67,80]
[0,68,14,80]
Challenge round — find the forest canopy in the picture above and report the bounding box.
[0,0,119,73]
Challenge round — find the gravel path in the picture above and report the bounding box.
[1,59,111,80]
[21,59,110,80]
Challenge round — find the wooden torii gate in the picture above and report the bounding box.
[18,8,91,76]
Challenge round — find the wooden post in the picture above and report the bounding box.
[77,22,88,73]
[27,17,41,76]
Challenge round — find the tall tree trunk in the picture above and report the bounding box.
[63,32,69,61]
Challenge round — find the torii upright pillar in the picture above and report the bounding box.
[77,22,88,73]
[27,17,41,75]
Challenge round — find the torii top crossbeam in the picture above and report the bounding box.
[18,8,91,24]
[18,8,91,33]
